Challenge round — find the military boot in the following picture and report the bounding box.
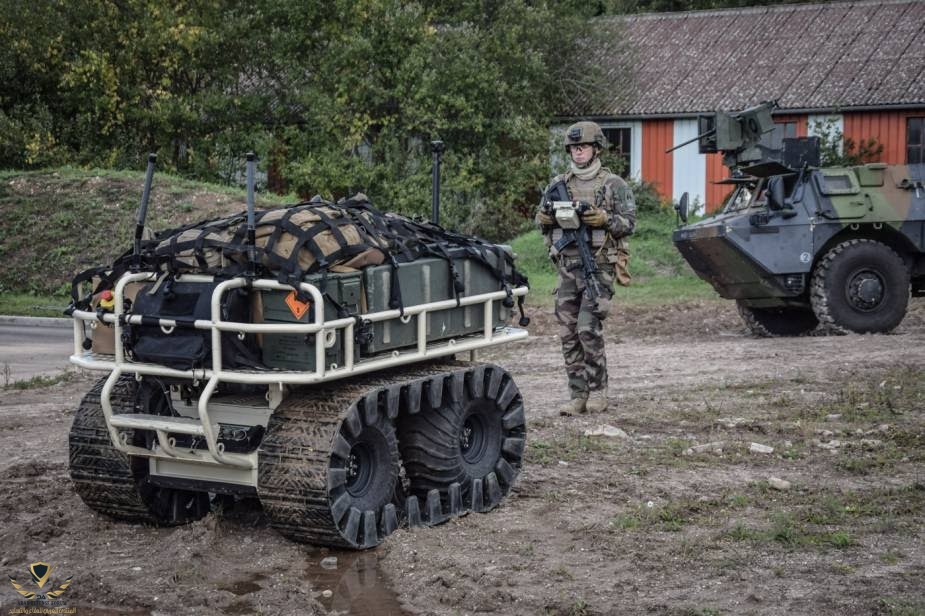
[559,396,588,416]
[586,390,608,413]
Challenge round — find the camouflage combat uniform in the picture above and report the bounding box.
[537,167,636,403]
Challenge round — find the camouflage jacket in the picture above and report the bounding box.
[535,166,636,260]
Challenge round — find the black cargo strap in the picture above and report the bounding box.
[66,253,142,314]
[387,256,404,315]
[429,242,464,306]
[150,215,247,276]
[68,264,111,312]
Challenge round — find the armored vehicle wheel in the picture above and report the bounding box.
[810,239,909,334]
[736,301,819,337]
[69,377,210,525]
[398,364,525,519]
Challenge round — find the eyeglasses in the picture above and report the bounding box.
[569,144,593,152]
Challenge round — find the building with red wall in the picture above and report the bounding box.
[557,0,925,213]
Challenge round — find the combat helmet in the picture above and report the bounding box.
[564,121,606,151]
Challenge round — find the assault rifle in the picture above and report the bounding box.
[543,180,603,303]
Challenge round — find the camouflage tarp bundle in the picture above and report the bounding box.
[153,198,391,277]
[71,194,527,312]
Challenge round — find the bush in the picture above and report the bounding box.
[0,103,66,168]
[629,178,671,215]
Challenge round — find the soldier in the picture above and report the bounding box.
[536,121,636,415]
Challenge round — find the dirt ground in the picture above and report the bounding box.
[1,298,923,616]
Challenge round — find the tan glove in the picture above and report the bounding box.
[536,211,554,226]
[581,207,609,228]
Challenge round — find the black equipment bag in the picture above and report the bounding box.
[125,279,262,371]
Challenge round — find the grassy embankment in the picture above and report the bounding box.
[0,167,716,316]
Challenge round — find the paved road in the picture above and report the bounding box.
[0,317,74,384]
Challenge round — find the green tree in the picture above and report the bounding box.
[274,0,606,239]
[810,118,884,167]
[1,0,617,241]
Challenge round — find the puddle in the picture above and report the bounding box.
[306,550,411,616]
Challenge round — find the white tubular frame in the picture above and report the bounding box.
[70,272,529,470]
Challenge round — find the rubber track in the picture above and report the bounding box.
[256,362,460,548]
[257,361,526,548]
[68,377,162,523]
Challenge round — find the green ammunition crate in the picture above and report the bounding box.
[361,257,510,355]
[261,271,362,370]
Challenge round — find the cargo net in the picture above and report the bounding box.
[71,194,528,317]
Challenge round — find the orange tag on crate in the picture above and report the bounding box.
[285,290,311,320]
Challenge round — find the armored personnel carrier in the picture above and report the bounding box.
[66,153,530,549]
[671,103,925,336]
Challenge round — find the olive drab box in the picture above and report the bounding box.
[360,255,511,355]
[258,256,510,370]
[259,271,362,370]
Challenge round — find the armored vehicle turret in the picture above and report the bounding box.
[671,105,925,336]
[66,153,530,549]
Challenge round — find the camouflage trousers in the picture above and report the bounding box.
[554,257,615,399]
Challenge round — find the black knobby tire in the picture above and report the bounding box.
[810,239,910,334]
[257,364,454,549]
[327,394,401,547]
[258,392,399,550]
[398,364,526,516]
[69,377,210,525]
[736,301,819,337]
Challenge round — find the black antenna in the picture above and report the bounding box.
[431,140,445,225]
[245,153,257,279]
[132,153,157,271]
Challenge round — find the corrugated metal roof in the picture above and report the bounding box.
[568,0,925,118]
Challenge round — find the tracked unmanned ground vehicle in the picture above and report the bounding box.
[66,152,530,549]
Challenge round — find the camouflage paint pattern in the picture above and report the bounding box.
[555,257,614,398]
[673,162,925,304]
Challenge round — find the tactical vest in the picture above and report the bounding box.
[549,171,610,255]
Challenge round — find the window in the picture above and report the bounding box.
[908,117,924,164]
[816,170,859,196]
[760,122,797,151]
[602,127,631,176]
